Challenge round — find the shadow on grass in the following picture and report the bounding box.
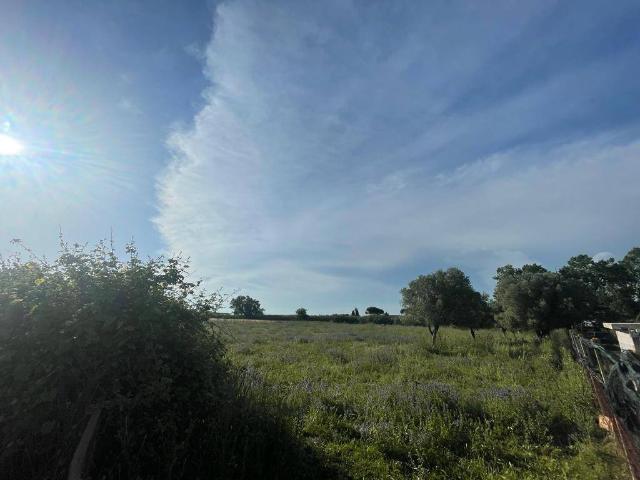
[87,368,347,480]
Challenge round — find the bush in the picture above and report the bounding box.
[296,307,308,319]
[0,240,226,479]
[0,240,333,480]
[364,314,395,325]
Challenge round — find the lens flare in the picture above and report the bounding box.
[0,133,24,156]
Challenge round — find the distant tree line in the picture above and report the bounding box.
[228,247,640,341]
[227,298,398,325]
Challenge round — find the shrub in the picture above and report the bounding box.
[0,240,227,479]
[363,314,394,325]
[0,240,332,479]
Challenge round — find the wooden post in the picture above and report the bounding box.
[68,406,102,480]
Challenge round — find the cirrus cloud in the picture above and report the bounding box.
[155,0,640,313]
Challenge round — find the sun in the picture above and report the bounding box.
[0,133,25,156]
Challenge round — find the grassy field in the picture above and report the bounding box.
[214,320,628,479]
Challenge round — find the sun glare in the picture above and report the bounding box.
[0,133,25,156]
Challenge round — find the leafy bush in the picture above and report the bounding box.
[0,240,225,478]
[363,314,394,325]
[0,240,332,480]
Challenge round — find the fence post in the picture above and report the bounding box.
[593,348,606,384]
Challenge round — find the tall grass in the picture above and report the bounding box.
[218,320,628,479]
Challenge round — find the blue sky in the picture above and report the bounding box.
[1,0,640,313]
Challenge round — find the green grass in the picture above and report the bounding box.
[214,320,628,479]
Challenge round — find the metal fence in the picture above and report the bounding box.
[570,328,640,479]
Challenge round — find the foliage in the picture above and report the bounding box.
[401,268,488,342]
[219,320,627,480]
[296,307,308,319]
[478,292,497,329]
[623,247,640,310]
[0,240,331,480]
[364,313,394,325]
[231,295,265,318]
[0,240,223,478]
[493,264,577,337]
[216,312,402,325]
[365,306,384,315]
[559,252,638,322]
[493,247,640,335]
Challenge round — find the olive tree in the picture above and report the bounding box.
[494,264,576,337]
[401,268,485,343]
[559,253,637,323]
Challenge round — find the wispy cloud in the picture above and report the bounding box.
[117,98,142,115]
[155,0,640,312]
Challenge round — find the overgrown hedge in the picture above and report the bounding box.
[0,241,335,480]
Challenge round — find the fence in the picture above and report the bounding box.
[569,329,640,479]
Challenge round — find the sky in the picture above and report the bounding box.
[1,0,640,314]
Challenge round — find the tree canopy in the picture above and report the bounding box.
[493,264,575,337]
[230,295,264,318]
[558,253,637,322]
[493,248,640,337]
[401,268,488,343]
[365,306,384,315]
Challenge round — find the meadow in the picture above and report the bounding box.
[216,320,628,479]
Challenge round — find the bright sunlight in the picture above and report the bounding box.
[0,133,24,156]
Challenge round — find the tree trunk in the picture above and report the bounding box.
[470,328,476,340]
[431,325,439,345]
[500,327,507,336]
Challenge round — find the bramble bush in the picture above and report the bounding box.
[0,239,333,480]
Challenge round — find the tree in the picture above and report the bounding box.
[476,292,496,331]
[401,268,485,343]
[365,306,384,315]
[559,254,636,322]
[296,307,308,319]
[230,295,264,318]
[622,247,640,315]
[451,288,491,340]
[494,264,575,337]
